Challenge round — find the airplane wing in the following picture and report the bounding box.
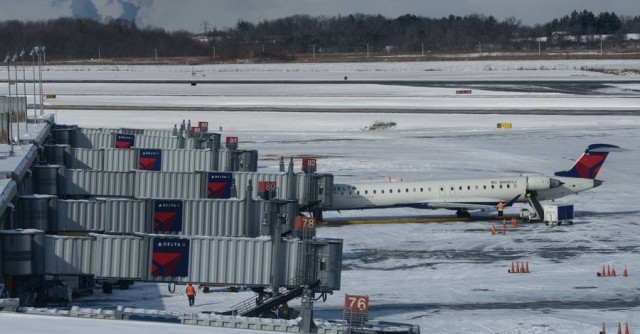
[420,195,521,211]
[422,201,497,210]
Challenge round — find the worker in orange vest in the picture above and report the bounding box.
[497,201,504,217]
[186,283,196,306]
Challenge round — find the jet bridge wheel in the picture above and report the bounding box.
[456,209,471,219]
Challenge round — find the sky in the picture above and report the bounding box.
[1,0,640,33]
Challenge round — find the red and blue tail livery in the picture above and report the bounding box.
[554,144,623,179]
[329,143,625,218]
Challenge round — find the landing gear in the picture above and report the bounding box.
[456,209,471,219]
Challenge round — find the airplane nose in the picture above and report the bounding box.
[594,179,604,187]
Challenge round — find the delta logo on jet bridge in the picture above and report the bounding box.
[207,172,232,199]
[151,237,190,277]
[114,133,135,148]
[139,149,162,171]
[153,200,183,232]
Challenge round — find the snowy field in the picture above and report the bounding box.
[2,60,640,333]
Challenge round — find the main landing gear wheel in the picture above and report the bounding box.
[456,209,471,219]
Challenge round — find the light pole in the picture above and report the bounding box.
[538,40,541,56]
[37,46,45,116]
[12,52,20,142]
[19,50,27,133]
[4,53,14,153]
[29,48,37,121]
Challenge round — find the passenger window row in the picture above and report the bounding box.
[335,182,516,196]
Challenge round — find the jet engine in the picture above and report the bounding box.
[526,176,563,191]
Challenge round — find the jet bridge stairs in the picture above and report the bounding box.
[228,277,318,318]
[525,191,545,222]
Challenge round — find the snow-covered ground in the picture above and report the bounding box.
[2,60,640,333]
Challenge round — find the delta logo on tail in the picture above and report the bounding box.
[554,144,624,179]
[151,238,189,277]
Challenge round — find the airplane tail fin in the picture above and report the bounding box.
[554,144,623,179]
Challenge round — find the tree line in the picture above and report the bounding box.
[0,18,209,60]
[1,10,639,61]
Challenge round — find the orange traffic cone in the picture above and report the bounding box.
[502,222,507,235]
[521,262,526,273]
[602,265,607,277]
[511,262,515,273]
[623,265,628,277]
[511,217,517,228]
[525,261,530,273]
[625,322,629,334]
[617,322,622,334]
[603,322,606,334]
[607,265,611,277]
[612,266,617,277]
[491,226,496,235]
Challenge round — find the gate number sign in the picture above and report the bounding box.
[344,294,369,313]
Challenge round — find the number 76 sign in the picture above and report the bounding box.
[344,294,369,313]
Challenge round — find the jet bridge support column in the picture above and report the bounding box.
[301,158,321,220]
[260,182,285,293]
[287,158,297,201]
[300,286,317,333]
[294,216,318,333]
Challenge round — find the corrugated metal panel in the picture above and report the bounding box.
[135,135,179,149]
[93,234,144,279]
[78,132,113,149]
[103,148,137,171]
[78,127,118,134]
[179,199,247,237]
[69,148,104,170]
[147,235,273,285]
[105,198,148,234]
[43,235,93,275]
[162,149,212,172]
[217,149,230,171]
[79,128,177,137]
[282,239,304,284]
[134,171,202,199]
[295,173,311,205]
[56,199,106,232]
[143,129,176,137]
[64,170,134,197]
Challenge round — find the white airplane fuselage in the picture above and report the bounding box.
[329,175,598,211]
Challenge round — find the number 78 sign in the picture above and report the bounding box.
[344,294,369,313]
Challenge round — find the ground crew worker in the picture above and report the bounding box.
[497,201,504,217]
[186,283,196,306]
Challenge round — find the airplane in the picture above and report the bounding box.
[327,144,624,219]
